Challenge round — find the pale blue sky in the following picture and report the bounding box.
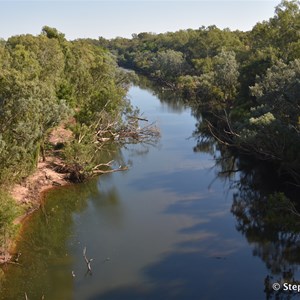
[0,1,279,40]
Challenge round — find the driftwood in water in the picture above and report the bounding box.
[24,293,44,300]
[83,247,93,275]
[64,113,160,183]
[94,115,160,146]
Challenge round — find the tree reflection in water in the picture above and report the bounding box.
[137,75,300,299]
[195,132,300,299]
[136,75,300,299]
[231,170,300,300]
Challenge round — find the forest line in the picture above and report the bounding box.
[104,0,300,183]
[0,0,299,267]
[0,26,137,262]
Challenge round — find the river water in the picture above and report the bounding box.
[1,79,300,299]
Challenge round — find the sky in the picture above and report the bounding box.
[0,1,280,40]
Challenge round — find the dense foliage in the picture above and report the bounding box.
[0,27,131,252]
[0,191,20,253]
[1,0,299,267]
[107,0,300,181]
[0,27,131,184]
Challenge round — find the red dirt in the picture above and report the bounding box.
[0,125,73,264]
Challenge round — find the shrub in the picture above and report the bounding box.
[0,190,21,252]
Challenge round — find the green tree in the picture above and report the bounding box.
[250,59,300,126]
[41,26,65,41]
[155,49,185,81]
[213,50,239,101]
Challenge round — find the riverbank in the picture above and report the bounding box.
[10,156,69,220]
[0,126,73,265]
[0,107,158,269]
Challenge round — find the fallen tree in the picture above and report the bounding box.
[197,109,300,184]
[60,111,160,182]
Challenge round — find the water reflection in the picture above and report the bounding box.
[230,166,300,299]
[135,75,189,114]
[1,180,98,299]
[194,134,300,299]
[2,76,300,300]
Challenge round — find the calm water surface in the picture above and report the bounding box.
[1,81,299,300]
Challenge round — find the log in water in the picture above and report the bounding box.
[1,78,299,300]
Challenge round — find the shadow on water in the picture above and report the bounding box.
[2,76,300,300]
[229,162,300,299]
[84,160,258,299]
[94,127,300,300]
[192,109,300,293]
[88,250,249,300]
[130,168,218,196]
[88,158,300,300]
[135,75,189,113]
[1,181,96,300]
[0,177,125,300]
[209,145,300,299]
[92,79,300,299]
[86,184,253,299]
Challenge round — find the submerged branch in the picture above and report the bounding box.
[95,118,160,146]
[83,246,93,274]
[63,112,160,183]
[92,167,128,174]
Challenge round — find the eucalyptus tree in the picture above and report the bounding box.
[154,49,185,82]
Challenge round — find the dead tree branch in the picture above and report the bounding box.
[83,247,93,274]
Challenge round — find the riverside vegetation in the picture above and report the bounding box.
[105,0,300,183]
[100,0,300,216]
[0,0,299,276]
[0,26,159,263]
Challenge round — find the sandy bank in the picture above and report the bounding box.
[0,126,73,265]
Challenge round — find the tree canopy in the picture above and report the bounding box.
[108,0,300,180]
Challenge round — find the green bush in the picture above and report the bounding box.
[0,190,21,250]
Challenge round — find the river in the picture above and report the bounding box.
[1,78,300,299]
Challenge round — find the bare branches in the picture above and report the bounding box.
[205,119,231,146]
[92,166,128,174]
[116,121,160,145]
[83,247,93,275]
[91,160,114,171]
[24,293,44,300]
[94,115,160,146]
[64,111,160,182]
[222,109,240,138]
[204,111,284,162]
[127,116,149,122]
